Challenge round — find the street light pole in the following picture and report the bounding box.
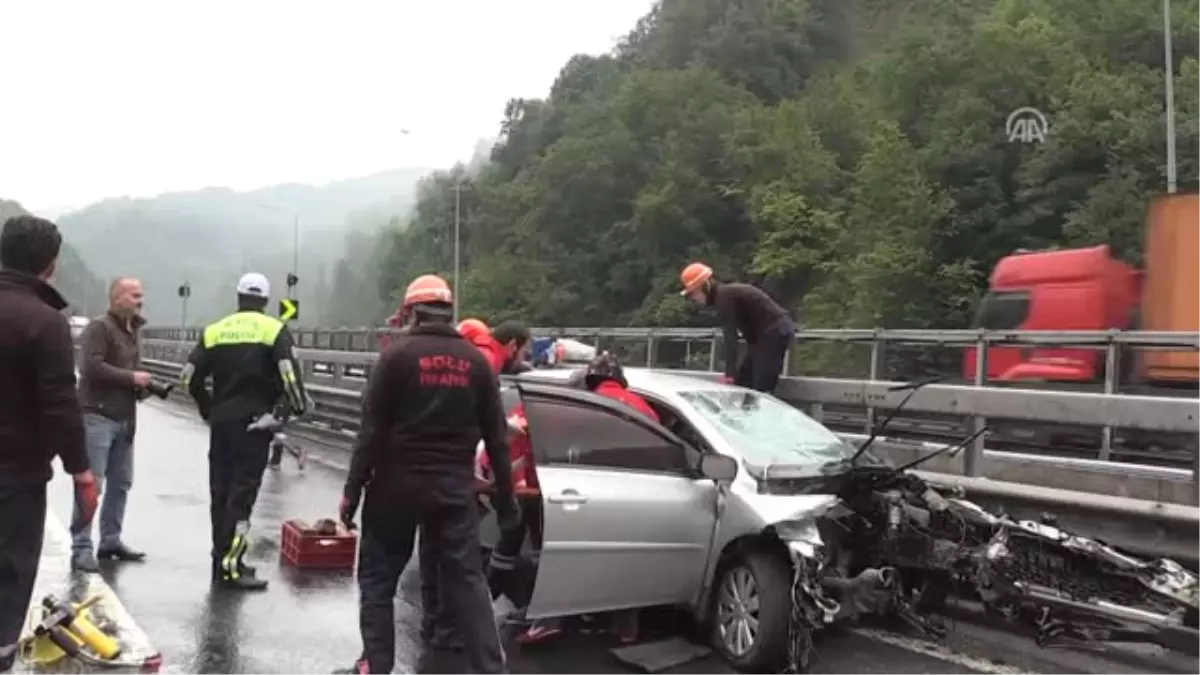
[1163,0,1177,193]
[291,212,300,301]
[453,175,461,324]
[256,203,300,305]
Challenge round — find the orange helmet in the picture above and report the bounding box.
[403,274,453,308]
[457,318,490,342]
[679,262,713,295]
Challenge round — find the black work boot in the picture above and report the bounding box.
[97,543,147,561]
[71,550,100,573]
[216,572,268,591]
[212,558,258,582]
[213,558,268,591]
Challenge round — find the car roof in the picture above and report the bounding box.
[514,366,742,399]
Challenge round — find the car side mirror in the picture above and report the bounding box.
[699,453,738,482]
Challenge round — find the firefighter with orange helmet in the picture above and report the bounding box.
[338,274,515,674]
[457,318,533,375]
[679,262,796,393]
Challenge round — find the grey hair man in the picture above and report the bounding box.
[71,276,153,572]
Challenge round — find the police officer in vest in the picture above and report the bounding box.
[181,272,309,590]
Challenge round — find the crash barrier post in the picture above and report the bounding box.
[140,340,1198,498]
[140,352,1199,566]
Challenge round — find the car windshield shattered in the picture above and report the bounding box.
[677,389,855,468]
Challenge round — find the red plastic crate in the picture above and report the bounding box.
[281,518,357,570]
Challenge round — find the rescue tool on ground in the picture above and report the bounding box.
[17,595,137,670]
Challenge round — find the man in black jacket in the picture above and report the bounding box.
[680,262,797,393]
[182,272,309,591]
[338,274,516,675]
[0,215,97,673]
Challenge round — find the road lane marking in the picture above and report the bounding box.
[851,627,1026,675]
[20,511,161,671]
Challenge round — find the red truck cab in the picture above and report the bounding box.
[963,245,1140,383]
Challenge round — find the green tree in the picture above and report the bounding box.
[372,0,1196,340]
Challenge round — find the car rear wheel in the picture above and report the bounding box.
[711,550,791,672]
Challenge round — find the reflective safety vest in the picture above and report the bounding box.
[181,310,307,422]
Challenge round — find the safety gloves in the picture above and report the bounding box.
[70,470,100,534]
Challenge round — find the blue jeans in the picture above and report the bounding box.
[71,413,135,553]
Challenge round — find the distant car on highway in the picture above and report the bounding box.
[488,368,859,670]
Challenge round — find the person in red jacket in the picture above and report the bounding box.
[583,351,659,423]
[456,318,533,376]
[476,406,550,644]
[461,319,547,641]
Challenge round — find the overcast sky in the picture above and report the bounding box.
[0,0,656,214]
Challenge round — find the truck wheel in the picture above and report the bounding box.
[710,550,792,672]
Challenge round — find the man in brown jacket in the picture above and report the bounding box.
[71,277,153,572]
[0,215,97,673]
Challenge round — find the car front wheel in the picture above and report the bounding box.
[711,550,791,672]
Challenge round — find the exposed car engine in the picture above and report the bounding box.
[762,379,1199,673]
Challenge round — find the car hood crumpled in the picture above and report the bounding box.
[729,491,840,557]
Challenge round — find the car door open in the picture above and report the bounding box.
[516,383,720,620]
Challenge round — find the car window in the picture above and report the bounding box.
[677,389,855,470]
[640,396,711,453]
[523,397,689,473]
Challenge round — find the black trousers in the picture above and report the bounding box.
[419,534,462,651]
[0,483,46,672]
[487,496,543,607]
[734,317,797,394]
[358,476,505,674]
[208,417,271,578]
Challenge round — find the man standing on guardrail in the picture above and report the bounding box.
[180,272,309,591]
[70,277,152,572]
[0,215,97,674]
[679,262,796,393]
[337,274,516,675]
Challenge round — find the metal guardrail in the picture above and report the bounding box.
[141,327,1199,454]
[143,325,1200,350]
[140,340,1200,491]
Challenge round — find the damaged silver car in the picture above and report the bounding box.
[492,370,1198,673]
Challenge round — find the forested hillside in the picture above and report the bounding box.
[374,0,1198,330]
[1,199,107,315]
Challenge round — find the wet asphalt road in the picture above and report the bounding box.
[40,400,1199,674]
